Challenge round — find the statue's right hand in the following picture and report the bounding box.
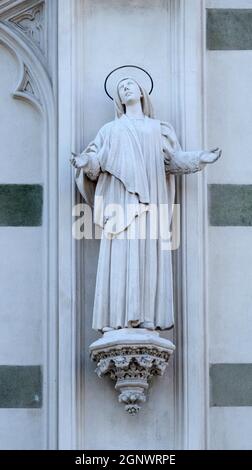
[70,152,86,169]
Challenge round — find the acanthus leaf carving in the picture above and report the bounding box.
[90,329,175,415]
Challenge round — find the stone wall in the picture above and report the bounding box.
[206,0,252,450]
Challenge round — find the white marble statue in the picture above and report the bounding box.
[70,77,221,333]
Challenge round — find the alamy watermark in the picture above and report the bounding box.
[72,198,180,251]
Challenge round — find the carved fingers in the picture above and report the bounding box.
[70,152,84,169]
[200,147,222,164]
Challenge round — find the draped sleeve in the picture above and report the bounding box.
[161,122,206,175]
[75,123,111,207]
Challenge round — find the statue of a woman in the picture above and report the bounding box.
[70,76,221,333]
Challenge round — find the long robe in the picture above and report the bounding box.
[76,115,205,331]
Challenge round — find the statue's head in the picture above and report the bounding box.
[113,77,154,119]
[117,78,142,106]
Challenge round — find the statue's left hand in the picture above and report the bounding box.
[200,147,222,164]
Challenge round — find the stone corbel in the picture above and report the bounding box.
[90,329,175,415]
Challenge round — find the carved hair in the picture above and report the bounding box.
[113,77,154,119]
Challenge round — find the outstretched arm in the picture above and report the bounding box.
[162,122,222,175]
[165,147,222,175]
[70,145,101,181]
[70,130,105,209]
[70,132,103,181]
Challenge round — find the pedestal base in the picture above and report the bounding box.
[89,328,175,415]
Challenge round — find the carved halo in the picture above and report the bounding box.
[104,65,154,100]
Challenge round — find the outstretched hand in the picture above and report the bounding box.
[70,152,85,169]
[200,147,222,164]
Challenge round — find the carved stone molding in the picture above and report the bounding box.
[13,61,42,109]
[1,1,57,81]
[8,1,44,52]
[0,1,46,56]
[90,329,175,415]
[0,1,24,14]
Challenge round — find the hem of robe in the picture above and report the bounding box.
[75,167,151,235]
[94,322,175,333]
[99,164,150,204]
[76,165,150,206]
[95,203,149,237]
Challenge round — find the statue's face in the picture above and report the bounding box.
[117,78,142,105]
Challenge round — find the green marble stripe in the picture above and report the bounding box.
[0,185,43,226]
[210,364,252,407]
[0,366,42,408]
[207,9,252,50]
[208,184,252,226]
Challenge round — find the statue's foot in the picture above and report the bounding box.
[139,321,155,330]
[102,326,115,333]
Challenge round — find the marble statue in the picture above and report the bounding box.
[70,76,221,334]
